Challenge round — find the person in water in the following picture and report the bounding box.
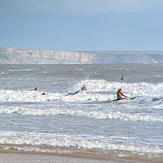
[34,87,38,91]
[121,75,124,80]
[116,88,128,100]
[34,87,45,95]
[81,84,87,91]
[66,84,87,96]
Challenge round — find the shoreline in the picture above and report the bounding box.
[0,152,130,163]
[0,144,162,163]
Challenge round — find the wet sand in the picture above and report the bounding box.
[1,151,163,163]
[0,144,162,163]
[0,152,146,163]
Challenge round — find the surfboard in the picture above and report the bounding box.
[112,93,141,103]
[128,93,141,99]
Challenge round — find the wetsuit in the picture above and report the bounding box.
[66,86,87,96]
[66,91,80,96]
[116,89,127,101]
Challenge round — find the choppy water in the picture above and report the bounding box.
[0,64,163,155]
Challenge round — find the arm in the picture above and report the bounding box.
[121,92,128,99]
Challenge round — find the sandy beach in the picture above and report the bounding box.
[0,152,114,163]
[0,152,151,163]
[0,145,163,163]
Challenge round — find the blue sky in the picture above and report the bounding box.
[0,0,163,51]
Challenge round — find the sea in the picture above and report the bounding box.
[0,64,163,160]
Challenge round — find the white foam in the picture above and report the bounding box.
[0,89,62,102]
[75,80,163,97]
[0,81,163,103]
[0,106,163,122]
[0,136,162,154]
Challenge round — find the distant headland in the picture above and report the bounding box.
[0,47,163,64]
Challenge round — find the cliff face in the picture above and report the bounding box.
[0,47,163,64]
[0,48,94,64]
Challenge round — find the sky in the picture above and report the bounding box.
[0,0,163,51]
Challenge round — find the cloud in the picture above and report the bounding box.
[1,0,163,15]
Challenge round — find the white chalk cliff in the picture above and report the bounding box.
[0,47,163,64]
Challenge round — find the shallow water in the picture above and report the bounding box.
[0,64,163,156]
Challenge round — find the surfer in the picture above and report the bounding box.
[66,84,87,96]
[34,87,38,91]
[116,88,128,100]
[34,87,45,95]
[121,75,124,80]
[81,84,87,91]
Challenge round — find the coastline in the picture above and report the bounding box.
[0,144,162,163]
[0,152,127,163]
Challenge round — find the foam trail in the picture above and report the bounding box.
[1,81,163,103]
[0,106,163,122]
[0,89,62,102]
[0,136,162,154]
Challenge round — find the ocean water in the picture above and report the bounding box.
[0,64,163,157]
